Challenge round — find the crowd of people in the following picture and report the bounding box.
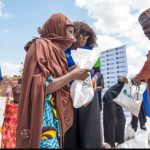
[0,8,150,149]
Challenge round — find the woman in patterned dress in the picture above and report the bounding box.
[16,13,92,149]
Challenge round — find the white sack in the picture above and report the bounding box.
[117,129,148,148]
[70,48,101,108]
[113,81,145,117]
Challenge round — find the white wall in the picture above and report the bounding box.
[100,45,128,95]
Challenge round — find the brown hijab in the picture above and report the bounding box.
[16,13,74,148]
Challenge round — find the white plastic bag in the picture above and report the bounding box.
[70,48,101,108]
[117,129,148,148]
[113,81,144,117]
[70,73,94,108]
[125,124,135,141]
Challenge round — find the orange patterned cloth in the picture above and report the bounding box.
[1,101,18,148]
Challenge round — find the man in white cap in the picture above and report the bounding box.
[132,8,150,105]
[138,8,150,39]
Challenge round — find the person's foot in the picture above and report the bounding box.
[141,125,147,131]
[102,143,111,149]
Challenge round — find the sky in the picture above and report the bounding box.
[0,0,150,76]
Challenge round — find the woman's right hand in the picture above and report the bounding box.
[71,67,93,81]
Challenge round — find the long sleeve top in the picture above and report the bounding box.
[103,81,125,104]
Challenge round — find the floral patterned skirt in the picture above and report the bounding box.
[40,94,60,149]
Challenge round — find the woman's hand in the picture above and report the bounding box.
[84,101,91,107]
[71,67,93,81]
[46,67,93,94]
[84,75,98,107]
[92,75,98,91]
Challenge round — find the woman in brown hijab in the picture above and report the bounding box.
[16,13,92,149]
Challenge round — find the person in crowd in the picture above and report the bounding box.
[103,77,128,148]
[132,8,150,105]
[5,85,12,100]
[64,21,102,149]
[97,73,104,112]
[131,9,150,134]
[16,13,92,149]
[143,88,150,116]
[1,79,21,148]
[0,66,2,84]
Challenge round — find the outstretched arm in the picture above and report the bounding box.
[134,61,150,83]
[103,82,125,102]
[46,67,93,94]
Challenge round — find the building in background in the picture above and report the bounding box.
[100,45,128,95]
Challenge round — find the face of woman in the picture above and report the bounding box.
[66,26,76,42]
[77,33,90,48]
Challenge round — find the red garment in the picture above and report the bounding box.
[1,101,18,148]
[134,60,150,104]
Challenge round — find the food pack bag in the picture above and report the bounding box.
[70,48,101,108]
[117,129,148,148]
[113,80,145,117]
[125,123,135,141]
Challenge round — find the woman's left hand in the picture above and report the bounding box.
[84,101,91,107]
[92,75,98,91]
